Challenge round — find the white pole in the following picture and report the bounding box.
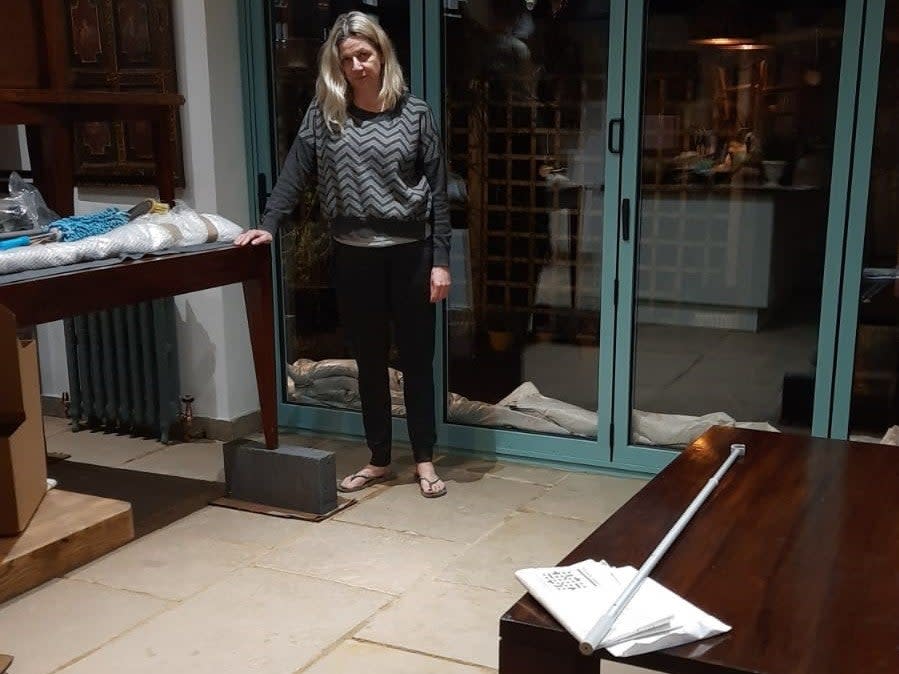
[579,443,746,656]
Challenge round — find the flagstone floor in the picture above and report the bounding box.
[0,417,653,674]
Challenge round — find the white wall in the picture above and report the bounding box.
[29,0,259,422]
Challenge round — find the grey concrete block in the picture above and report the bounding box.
[222,439,337,515]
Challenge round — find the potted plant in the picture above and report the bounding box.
[288,186,331,289]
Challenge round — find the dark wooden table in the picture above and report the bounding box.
[0,244,278,449]
[500,426,899,674]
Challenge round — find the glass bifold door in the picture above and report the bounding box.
[241,0,894,474]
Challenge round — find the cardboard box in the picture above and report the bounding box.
[0,339,47,535]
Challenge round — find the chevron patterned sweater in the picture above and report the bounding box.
[260,94,451,266]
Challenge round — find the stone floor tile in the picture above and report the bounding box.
[257,520,459,595]
[56,567,391,674]
[436,454,568,487]
[122,440,225,482]
[335,475,546,543]
[525,472,646,525]
[356,578,517,669]
[304,640,491,674]
[67,523,263,600]
[0,578,167,674]
[163,505,312,549]
[42,415,73,439]
[436,511,597,593]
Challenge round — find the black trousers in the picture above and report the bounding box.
[335,239,436,466]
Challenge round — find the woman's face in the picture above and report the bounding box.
[339,36,382,92]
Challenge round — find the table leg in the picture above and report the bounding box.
[151,114,176,206]
[30,123,75,217]
[242,247,278,449]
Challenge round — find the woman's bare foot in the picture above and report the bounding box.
[338,464,393,492]
[415,461,446,497]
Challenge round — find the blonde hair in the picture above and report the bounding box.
[316,11,406,133]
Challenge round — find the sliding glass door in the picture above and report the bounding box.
[613,0,867,470]
[831,0,895,442]
[261,1,412,434]
[434,0,625,465]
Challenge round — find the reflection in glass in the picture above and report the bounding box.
[442,0,610,439]
[630,1,846,446]
[849,5,899,442]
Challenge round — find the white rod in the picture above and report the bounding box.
[579,443,746,656]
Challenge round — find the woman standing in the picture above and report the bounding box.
[236,11,450,498]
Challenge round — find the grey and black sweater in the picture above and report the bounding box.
[260,94,451,267]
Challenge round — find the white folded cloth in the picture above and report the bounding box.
[515,559,730,657]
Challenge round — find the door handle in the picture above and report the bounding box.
[608,118,623,154]
[621,198,631,241]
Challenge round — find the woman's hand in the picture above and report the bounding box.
[430,266,451,303]
[234,229,273,246]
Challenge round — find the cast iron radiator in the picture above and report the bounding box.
[63,298,180,442]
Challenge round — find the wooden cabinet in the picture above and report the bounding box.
[0,0,183,188]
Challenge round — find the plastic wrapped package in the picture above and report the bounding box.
[127,202,243,246]
[447,391,572,435]
[0,172,59,232]
[287,360,405,412]
[631,410,779,447]
[286,359,576,434]
[0,203,243,276]
[498,382,597,437]
[631,411,735,447]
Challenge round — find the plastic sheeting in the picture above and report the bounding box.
[631,411,779,448]
[0,203,243,276]
[879,426,899,445]
[498,382,597,437]
[286,358,780,447]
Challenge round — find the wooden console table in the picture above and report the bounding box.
[0,243,278,449]
[500,426,899,674]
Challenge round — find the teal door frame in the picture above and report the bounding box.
[611,0,875,472]
[830,0,888,439]
[425,0,627,471]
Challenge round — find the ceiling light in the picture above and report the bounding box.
[690,37,756,46]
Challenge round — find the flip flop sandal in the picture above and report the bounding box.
[337,471,395,493]
[415,473,447,499]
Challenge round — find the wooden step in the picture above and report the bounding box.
[0,489,133,604]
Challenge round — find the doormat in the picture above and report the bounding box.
[46,461,226,539]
